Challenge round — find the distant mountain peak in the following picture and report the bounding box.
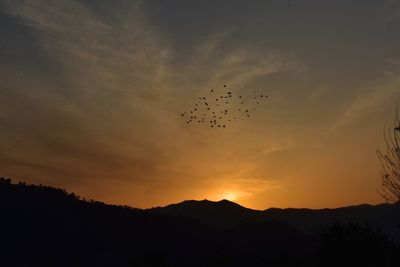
[218,199,236,204]
[149,198,261,229]
[156,198,249,211]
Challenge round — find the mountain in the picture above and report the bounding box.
[150,199,400,242]
[264,204,400,240]
[149,199,264,228]
[0,179,315,267]
[1,178,399,267]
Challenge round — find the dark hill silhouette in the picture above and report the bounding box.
[1,178,399,266]
[0,178,315,266]
[150,199,264,228]
[264,205,400,241]
[150,199,400,243]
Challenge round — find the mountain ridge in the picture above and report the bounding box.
[1,178,399,266]
[149,198,400,242]
[0,178,317,266]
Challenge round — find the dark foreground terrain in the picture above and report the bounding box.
[1,177,399,267]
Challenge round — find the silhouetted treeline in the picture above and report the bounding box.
[318,222,398,267]
[0,178,399,267]
[151,200,400,240]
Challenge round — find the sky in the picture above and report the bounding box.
[1,0,400,210]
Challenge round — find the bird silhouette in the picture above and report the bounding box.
[180,84,269,128]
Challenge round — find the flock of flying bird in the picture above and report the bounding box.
[181,84,268,128]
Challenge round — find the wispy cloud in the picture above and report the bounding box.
[0,0,295,189]
[329,74,400,133]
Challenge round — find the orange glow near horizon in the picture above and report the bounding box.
[219,191,239,202]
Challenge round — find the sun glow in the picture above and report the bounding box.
[219,191,239,201]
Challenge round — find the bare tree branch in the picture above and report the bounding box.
[377,108,400,203]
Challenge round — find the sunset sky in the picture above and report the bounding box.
[1,0,400,209]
